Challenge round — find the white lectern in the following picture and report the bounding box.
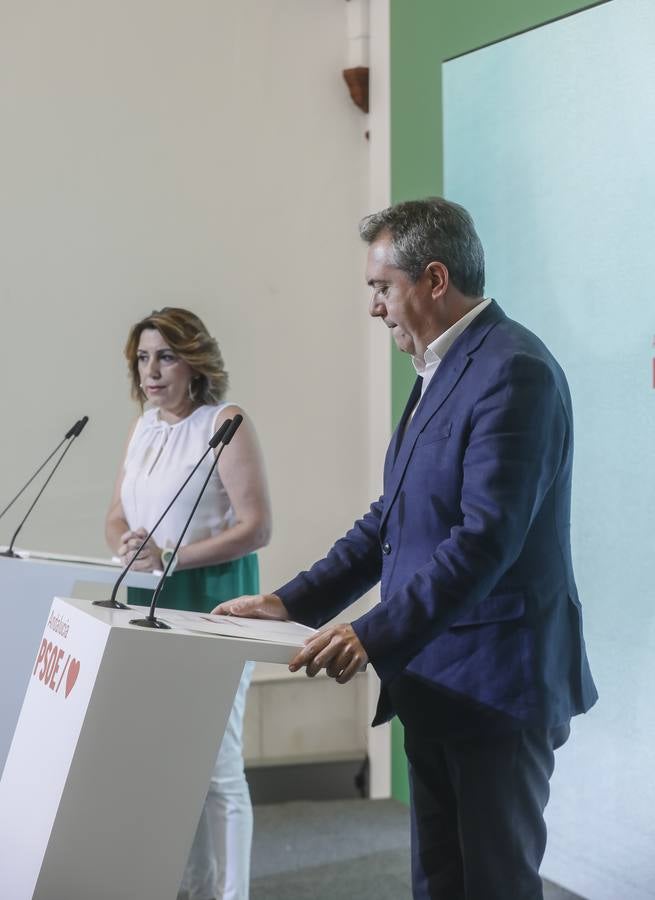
[0,552,160,773]
[0,596,307,900]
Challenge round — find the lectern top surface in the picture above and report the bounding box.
[1,547,121,567]
[0,548,160,587]
[54,596,312,664]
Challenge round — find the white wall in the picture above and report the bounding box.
[365,0,392,798]
[444,1,655,897]
[0,0,374,604]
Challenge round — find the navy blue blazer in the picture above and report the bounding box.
[278,301,597,732]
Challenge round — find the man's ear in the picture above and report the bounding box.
[425,261,449,298]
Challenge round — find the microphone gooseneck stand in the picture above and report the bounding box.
[130,414,243,630]
[1,416,89,558]
[0,417,87,524]
[96,417,234,611]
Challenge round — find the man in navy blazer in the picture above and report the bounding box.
[215,198,597,900]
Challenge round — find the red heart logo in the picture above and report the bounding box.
[65,659,80,698]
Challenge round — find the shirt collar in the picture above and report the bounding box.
[412,298,492,375]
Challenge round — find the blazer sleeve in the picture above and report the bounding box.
[351,352,569,683]
[275,497,384,628]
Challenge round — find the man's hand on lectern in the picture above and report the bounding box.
[212,593,289,620]
[289,623,369,685]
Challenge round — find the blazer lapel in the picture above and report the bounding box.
[390,377,422,464]
[380,301,505,533]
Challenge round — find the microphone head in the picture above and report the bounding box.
[222,414,243,445]
[72,415,89,438]
[65,415,89,439]
[209,418,232,448]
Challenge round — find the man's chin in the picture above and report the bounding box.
[392,333,412,354]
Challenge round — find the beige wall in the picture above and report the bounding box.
[0,1,375,602]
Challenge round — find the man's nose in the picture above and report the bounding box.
[369,294,385,318]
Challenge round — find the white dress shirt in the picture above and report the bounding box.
[412,298,492,399]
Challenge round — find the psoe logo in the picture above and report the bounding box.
[33,639,80,699]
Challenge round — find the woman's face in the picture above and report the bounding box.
[136,328,195,417]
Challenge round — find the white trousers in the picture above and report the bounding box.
[179,663,254,900]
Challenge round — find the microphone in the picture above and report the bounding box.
[66,416,89,439]
[131,414,243,629]
[1,416,90,558]
[0,417,89,523]
[95,417,234,610]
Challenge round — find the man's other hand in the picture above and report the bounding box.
[212,593,289,620]
[289,623,368,684]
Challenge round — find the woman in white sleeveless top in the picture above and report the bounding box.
[106,307,271,900]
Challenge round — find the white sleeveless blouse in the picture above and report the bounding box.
[120,404,236,550]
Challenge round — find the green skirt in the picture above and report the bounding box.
[127,554,259,614]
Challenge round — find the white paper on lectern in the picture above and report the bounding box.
[159,610,316,646]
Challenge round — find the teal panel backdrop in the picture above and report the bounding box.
[443,2,655,895]
[388,0,607,806]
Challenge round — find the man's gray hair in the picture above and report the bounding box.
[359,197,485,296]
